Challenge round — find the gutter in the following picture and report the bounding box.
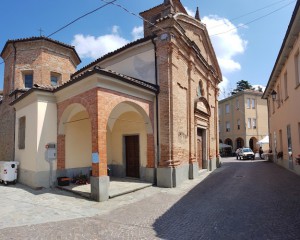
[12,42,17,162]
[152,37,160,179]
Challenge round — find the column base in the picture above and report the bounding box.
[90,176,110,202]
[157,164,189,188]
[189,162,199,179]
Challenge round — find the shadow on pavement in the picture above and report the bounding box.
[153,160,300,240]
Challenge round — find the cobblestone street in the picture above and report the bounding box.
[1,158,300,239]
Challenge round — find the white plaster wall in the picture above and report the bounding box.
[65,111,92,169]
[110,112,147,168]
[102,46,156,84]
[36,101,57,172]
[15,102,38,171]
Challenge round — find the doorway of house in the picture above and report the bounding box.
[125,135,140,178]
[197,128,206,169]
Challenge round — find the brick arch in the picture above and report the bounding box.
[57,89,97,134]
[57,89,97,170]
[225,138,233,147]
[236,137,244,149]
[58,103,89,135]
[97,88,154,134]
[107,101,153,134]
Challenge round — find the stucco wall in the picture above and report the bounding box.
[14,97,57,188]
[99,43,156,85]
[269,34,300,173]
[107,111,147,177]
[36,101,57,172]
[65,111,92,169]
[15,102,38,172]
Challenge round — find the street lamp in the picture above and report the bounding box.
[271,90,277,101]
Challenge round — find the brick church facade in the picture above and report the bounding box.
[0,0,222,201]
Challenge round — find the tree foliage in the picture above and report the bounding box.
[232,80,253,94]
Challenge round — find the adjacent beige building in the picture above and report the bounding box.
[219,90,269,155]
[263,1,300,174]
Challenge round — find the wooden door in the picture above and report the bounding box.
[125,135,140,178]
[197,136,203,169]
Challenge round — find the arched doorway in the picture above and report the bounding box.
[236,138,244,149]
[106,101,153,180]
[225,138,233,147]
[224,138,233,156]
[197,128,207,169]
[249,137,258,151]
[58,103,92,178]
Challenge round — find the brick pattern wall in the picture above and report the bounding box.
[57,135,65,169]
[0,39,78,161]
[154,17,220,169]
[57,86,155,177]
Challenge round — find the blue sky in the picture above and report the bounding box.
[0,0,297,98]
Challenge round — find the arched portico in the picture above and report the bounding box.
[236,137,244,149]
[57,103,92,178]
[106,101,155,182]
[225,138,233,147]
[249,137,258,152]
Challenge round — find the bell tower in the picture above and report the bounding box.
[139,0,187,37]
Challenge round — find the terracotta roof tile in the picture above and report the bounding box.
[1,36,81,63]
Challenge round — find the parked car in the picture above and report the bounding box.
[238,148,255,160]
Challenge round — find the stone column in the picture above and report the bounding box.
[90,98,109,202]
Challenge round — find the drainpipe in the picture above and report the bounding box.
[12,42,17,92]
[12,42,17,162]
[152,38,160,174]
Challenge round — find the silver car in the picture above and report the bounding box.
[238,148,255,160]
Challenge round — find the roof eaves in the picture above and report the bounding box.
[56,66,159,94]
[263,1,300,99]
[9,86,53,106]
[1,36,81,63]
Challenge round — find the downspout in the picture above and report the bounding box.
[12,42,17,92]
[12,42,17,162]
[152,38,160,181]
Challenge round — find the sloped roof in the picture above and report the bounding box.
[263,1,300,99]
[1,36,81,63]
[10,66,159,106]
[58,66,159,93]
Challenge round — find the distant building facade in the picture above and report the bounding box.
[219,90,269,155]
[263,1,300,174]
[0,0,222,201]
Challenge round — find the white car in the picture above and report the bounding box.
[238,148,255,160]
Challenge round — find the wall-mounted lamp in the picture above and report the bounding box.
[271,90,277,101]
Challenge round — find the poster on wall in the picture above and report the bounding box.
[92,152,100,164]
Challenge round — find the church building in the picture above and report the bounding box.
[0,0,222,201]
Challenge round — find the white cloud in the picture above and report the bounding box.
[72,25,129,60]
[218,76,231,100]
[252,84,266,92]
[185,6,195,17]
[202,15,248,74]
[132,26,144,40]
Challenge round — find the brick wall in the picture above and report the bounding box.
[57,86,155,177]
[0,39,78,161]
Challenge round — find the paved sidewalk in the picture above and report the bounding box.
[59,177,153,199]
[1,158,300,239]
[0,169,211,230]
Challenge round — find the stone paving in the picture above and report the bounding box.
[1,158,300,239]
